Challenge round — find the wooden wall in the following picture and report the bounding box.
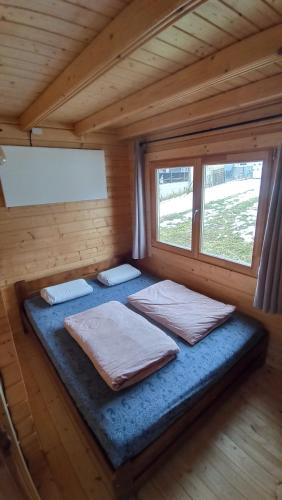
[0,121,132,491]
[0,291,45,493]
[142,121,282,371]
[0,123,132,286]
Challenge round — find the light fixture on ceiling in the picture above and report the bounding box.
[0,147,7,166]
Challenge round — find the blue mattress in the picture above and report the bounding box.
[24,274,266,468]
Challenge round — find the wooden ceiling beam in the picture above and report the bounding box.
[140,101,282,143]
[19,0,207,130]
[75,23,282,136]
[118,73,282,139]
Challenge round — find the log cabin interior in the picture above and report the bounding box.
[0,0,282,499]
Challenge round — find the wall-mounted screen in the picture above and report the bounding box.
[0,146,107,207]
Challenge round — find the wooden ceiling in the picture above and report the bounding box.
[0,0,282,138]
[0,0,131,116]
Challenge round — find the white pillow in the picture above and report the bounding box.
[41,279,93,305]
[97,264,141,287]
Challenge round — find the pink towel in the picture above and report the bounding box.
[128,280,235,345]
[64,301,179,391]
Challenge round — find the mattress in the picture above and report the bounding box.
[24,273,266,468]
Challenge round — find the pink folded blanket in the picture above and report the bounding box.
[128,280,235,346]
[64,301,179,391]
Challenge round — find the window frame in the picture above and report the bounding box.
[150,157,199,256]
[149,149,273,277]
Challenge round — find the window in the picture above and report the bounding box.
[151,151,271,275]
[156,166,194,250]
[201,160,263,266]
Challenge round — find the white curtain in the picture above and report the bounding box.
[132,141,147,259]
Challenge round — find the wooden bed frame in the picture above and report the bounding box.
[15,256,268,500]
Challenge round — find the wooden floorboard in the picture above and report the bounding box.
[145,365,282,500]
[13,319,282,500]
[0,455,26,500]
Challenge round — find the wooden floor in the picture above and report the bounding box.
[0,454,26,500]
[13,319,282,500]
[139,365,282,500]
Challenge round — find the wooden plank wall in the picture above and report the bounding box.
[0,122,132,491]
[0,292,45,491]
[143,123,282,371]
[0,123,132,287]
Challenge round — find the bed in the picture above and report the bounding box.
[15,258,268,499]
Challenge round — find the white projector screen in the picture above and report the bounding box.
[0,146,107,207]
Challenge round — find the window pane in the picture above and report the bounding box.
[156,166,194,250]
[201,161,263,266]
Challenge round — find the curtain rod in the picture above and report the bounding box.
[141,113,282,146]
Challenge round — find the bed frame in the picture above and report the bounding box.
[15,256,268,500]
